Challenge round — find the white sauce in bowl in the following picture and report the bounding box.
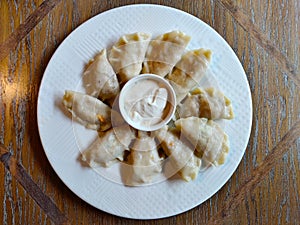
[119,74,176,131]
[125,79,168,126]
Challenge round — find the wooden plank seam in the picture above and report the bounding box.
[218,0,300,87]
[0,144,70,225]
[0,0,62,62]
[207,119,300,224]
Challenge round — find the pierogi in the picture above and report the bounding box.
[175,117,229,166]
[154,126,201,181]
[81,125,135,167]
[83,49,120,101]
[109,32,151,83]
[60,31,234,186]
[127,131,163,186]
[143,31,191,77]
[62,90,111,131]
[177,87,234,120]
[167,49,212,104]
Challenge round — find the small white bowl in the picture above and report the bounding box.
[119,74,176,131]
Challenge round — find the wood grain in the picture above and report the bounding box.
[218,0,300,87]
[207,120,300,225]
[0,0,299,224]
[0,0,62,62]
[0,144,70,225]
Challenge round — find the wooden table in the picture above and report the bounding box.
[0,0,299,224]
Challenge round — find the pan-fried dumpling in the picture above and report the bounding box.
[83,49,120,101]
[81,125,135,167]
[177,87,234,120]
[154,126,201,181]
[167,49,212,104]
[174,117,229,166]
[127,131,163,186]
[143,31,191,77]
[109,32,151,83]
[62,90,111,131]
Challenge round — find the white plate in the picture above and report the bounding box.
[37,4,252,219]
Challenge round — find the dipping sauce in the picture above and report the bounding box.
[119,74,176,131]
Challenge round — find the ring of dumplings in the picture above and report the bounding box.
[62,31,234,186]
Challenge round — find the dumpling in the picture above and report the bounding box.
[127,131,163,186]
[83,49,120,101]
[177,87,234,120]
[109,32,151,83]
[167,48,212,104]
[154,126,201,181]
[167,80,190,105]
[167,49,211,89]
[81,125,135,167]
[174,117,229,166]
[143,31,191,77]
[179,154,202,181]
[62,90,111,131]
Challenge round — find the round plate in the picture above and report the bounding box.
[37,4,252,219]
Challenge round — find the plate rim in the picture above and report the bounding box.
[37,3,253,219]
